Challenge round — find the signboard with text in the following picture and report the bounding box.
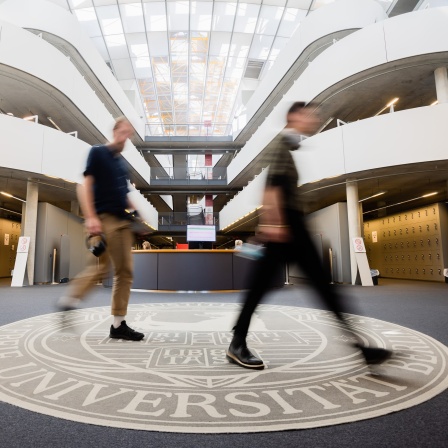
[11,236,31,287]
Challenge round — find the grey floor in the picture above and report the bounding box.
[0,278,447,448]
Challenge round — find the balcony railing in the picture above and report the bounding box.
[158,212,219,228]
[151,166,226,181]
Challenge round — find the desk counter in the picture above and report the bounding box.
[129,249,283,291]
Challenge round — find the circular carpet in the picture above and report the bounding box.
[0,303,447,433]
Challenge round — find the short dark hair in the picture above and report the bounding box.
[287,102,306,115]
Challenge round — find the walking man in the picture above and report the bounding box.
[227,102,392,369]
[58,117,144,341]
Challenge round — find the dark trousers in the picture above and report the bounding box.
[234,213,354,342]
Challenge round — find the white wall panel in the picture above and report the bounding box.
[294,128,345,185]
[219,169,267,230]
[384,8,448,61]
[343,104,448,174]
[41,129,89,184]
[0,118,45,174]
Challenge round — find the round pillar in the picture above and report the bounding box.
[346,180,362,285]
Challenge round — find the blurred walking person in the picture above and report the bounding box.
[227,102,392,369]
[57,117,144,341]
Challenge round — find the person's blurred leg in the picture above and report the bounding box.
[228,244,285,369]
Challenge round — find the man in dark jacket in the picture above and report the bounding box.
[227,102,392,369]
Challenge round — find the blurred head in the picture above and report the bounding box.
[111,117,134,151]
[286,102,320,135]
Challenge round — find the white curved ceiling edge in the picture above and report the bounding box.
[220,103,448,228]
[0,114,158,229]
[0,19,150,184]
[227,7,448,183]
[233,0,387,137]
[219,170,267,230]
[0,0,145,140]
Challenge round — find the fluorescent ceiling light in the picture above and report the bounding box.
[386,98,399,107]
[0,207,22,215]
[359,192,386,202]
[1,192,26,202]
[430,100,438,106]
[23,115,38,123]
[375,98,399,116]
[363,192,438,214]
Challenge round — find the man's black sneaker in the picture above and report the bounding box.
[226,342,265,370]
[355,344,392,365]
[109,321,144,341]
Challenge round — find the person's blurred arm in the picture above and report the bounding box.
[257,186,291,243]
[77,176,102,235]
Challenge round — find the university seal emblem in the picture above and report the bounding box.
[0,303,447,433]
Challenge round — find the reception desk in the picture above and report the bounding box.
[126,249,284,291]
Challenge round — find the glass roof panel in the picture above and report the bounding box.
[167,1,190,30]
[119,3,145,33]
[256,5,284,35]
[131,57,152,78]
[143,2,167,31]
[96,5,124,35]
[73,8,102,37]
[93,1,116,6]
[69,0,93,8]
[63,0,357,137]
[234,3,260,34]
[310,0,336,10]
[277,7,306,37]
[104,34,129,58]
[112,57,135,79]
[190,1,213,31]
[212,3,237,32]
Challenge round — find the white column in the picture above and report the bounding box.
[346,180,361,285]
[70,200,79,216]
[20,202,26,236]
[23,181,38,285]
[434,67,448,104]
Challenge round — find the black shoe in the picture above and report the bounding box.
[110,321,144,341]
[57,305,77,312]
[227,343,265,370]
[356,344,392,365]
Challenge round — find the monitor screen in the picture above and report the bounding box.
[187,225,216,242]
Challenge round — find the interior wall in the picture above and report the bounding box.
[364,202,448,282]
[288,202,351,284]
[0,218,21,278]
[35,202,90,284]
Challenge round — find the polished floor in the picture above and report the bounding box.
[0,278,447,447]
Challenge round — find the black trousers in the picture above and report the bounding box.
[234,212,355,341]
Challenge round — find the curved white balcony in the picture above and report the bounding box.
[234,0,386,139]
[228,7,448,184]
[0,0,145,140]
[220,103,448,229]
[0,19,150,185]
[0,114,158,229]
